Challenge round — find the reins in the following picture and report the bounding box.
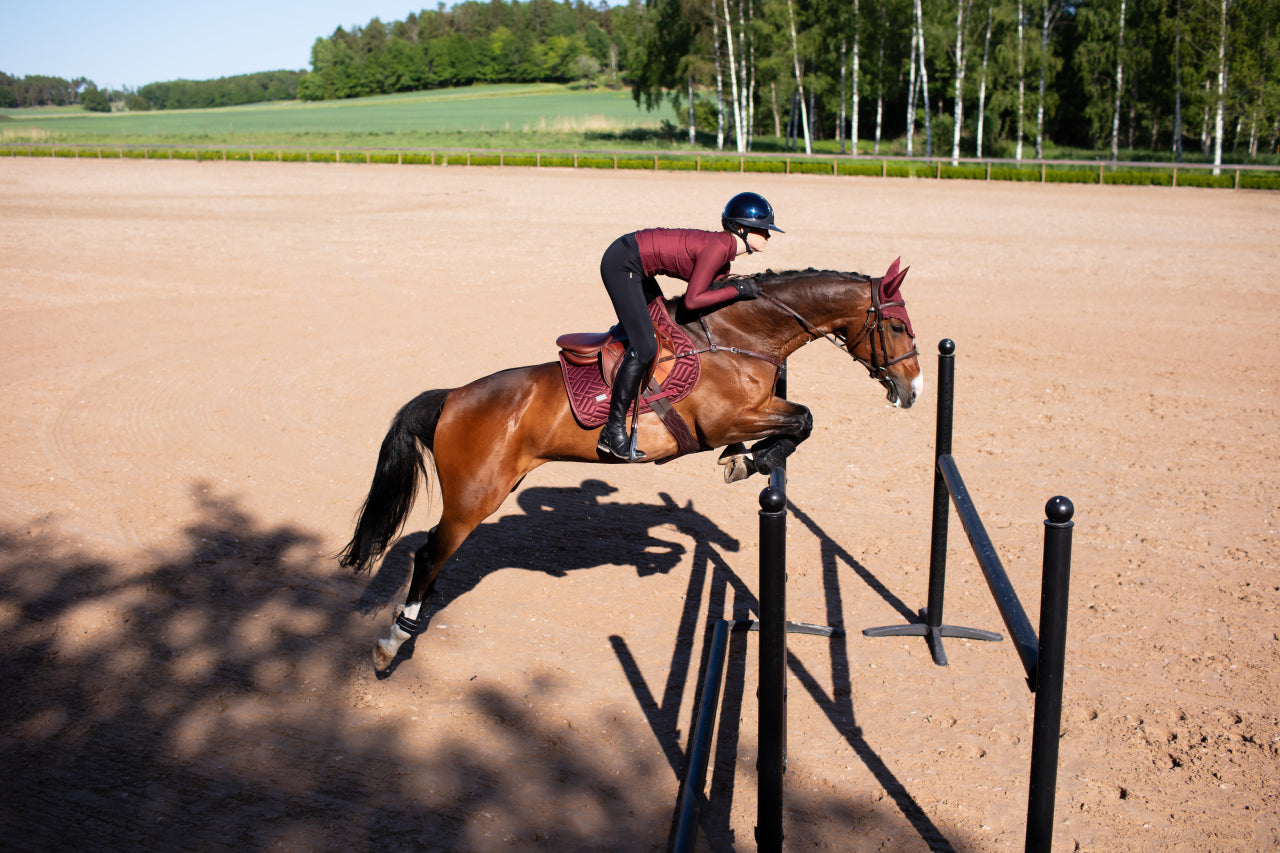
[666,275,918,385]
[759,280,918,380]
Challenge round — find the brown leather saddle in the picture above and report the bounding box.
[556,299,702,460]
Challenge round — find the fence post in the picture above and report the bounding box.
[1025,496,1074,852]
[756,478,787,853]
[923,339,956,657]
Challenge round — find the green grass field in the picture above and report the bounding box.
[0,84,669,149]
[3,84,1276,189]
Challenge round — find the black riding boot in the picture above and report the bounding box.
[597,350,649,461]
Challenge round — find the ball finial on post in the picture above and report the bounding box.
[760,485,786,513]
[1045,495,1074,524]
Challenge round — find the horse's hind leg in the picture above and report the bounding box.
[371,466,531,672]
[372,526,440,671]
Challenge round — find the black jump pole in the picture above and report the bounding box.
[925,338,956,645]
[756,361,787,852]
[937,453,1040,680]
[756,465,787,852]
[863,339,1001,661]
[672,618,732,853]
[926,335,957,635]
[1025,496,1074,853]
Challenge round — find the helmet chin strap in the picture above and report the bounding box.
[730,223,755,254]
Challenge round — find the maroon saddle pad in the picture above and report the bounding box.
[557,299,701,429]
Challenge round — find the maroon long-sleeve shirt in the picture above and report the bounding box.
[634,228,739,311]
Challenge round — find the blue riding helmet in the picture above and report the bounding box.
[721,192,784,234]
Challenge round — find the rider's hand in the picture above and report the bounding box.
[733,277,761,299]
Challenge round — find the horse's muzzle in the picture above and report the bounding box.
[882,375,919,409]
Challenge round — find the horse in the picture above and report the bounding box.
[339,263,921,671]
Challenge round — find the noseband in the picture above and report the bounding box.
[761,278,918,381]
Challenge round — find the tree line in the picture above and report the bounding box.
[0,71,300,112]
[297,1,620,97]
[293,0,1280,162]
[3,0,1276,163]
[0,73,101,109]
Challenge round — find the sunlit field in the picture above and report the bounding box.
[0,84,666,148]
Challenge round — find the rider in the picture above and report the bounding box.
[596,191,783,461]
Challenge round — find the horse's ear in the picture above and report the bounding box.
[882,257,909,298]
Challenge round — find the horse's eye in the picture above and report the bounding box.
[890,321,907,334]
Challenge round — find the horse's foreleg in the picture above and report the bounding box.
[717,398,813,480]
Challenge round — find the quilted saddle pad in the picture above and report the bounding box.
[558,300,701,429]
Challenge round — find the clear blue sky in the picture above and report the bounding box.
[0,1,425,91]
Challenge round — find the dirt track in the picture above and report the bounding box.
[1,157,1278,852]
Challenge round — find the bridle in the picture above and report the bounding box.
[760,277,919,384]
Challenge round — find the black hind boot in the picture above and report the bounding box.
[597,350,649,461]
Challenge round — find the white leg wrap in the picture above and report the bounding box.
[374,601,428,670]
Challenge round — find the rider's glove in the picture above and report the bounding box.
[733,277,761,299]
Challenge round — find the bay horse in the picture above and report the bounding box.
[340,264,921,671]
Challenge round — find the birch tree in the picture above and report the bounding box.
[1172,0,1185,160]
[1111,0,1128,160]
[977,4,993,156]
[722,0,747,151]
[840,40,848,151]
[786,0,812,153]
[851,0,862,153]
[907,23,919,154]
[952,0,973,163]
[875,0,888,152]
[1015,0,1026,159]
[714,12,727,149]
[1211,0,1227,173]
[1034,0,1063,158]
[915,0,934,157]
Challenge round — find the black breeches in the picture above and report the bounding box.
[600,234,659,365]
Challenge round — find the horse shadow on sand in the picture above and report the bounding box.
[353,478,743,677]
[353,477,961,852]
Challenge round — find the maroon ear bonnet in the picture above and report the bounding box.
[878,257,914,338]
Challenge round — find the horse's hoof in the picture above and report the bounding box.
[720,454,755,483]
[373,640,396,671]
[718,443,755,483]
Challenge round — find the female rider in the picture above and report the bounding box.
[597,191,783,461]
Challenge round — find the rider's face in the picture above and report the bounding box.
[745,228,770,252]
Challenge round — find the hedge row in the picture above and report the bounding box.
[3,145,1276,190]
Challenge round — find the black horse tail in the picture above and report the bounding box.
[338,388,450,572]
